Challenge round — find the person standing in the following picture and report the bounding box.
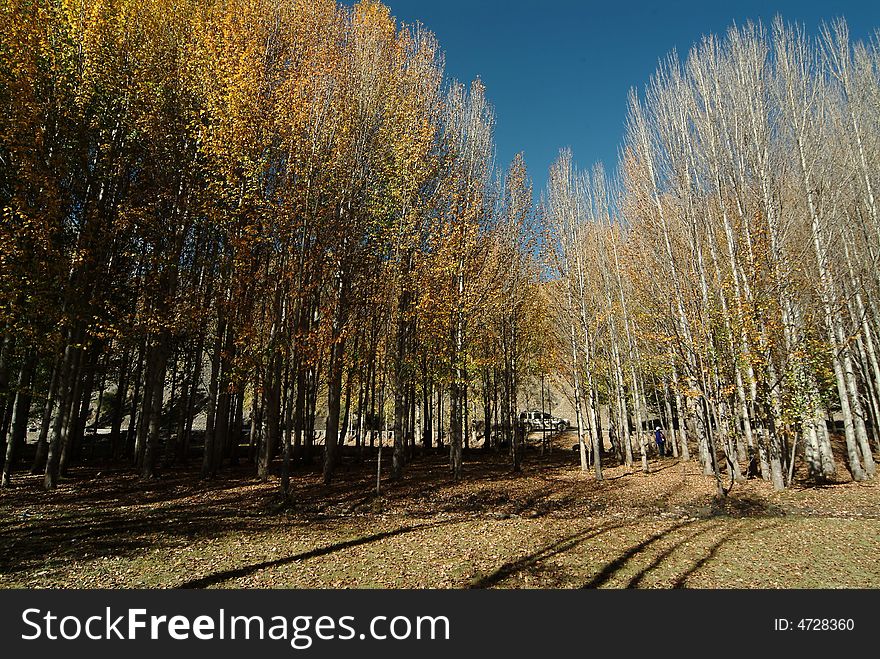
[654,425,666,457]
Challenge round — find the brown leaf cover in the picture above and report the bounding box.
[2,435,877,589]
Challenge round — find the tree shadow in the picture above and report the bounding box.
[625,522,721,588]
[720,491,786,517]
[469,522,626,588]
[176,519,457,588]
[1,464,272,510]
[601,458,684,482]
[305,451,581,519]
[669,521,780,588]
[0,490,273,577]
[581,520,693,588]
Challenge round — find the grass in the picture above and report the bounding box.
[1,434,878,589]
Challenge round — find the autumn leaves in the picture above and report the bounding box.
[4,3,877,494]
[547,19,880,490]
[0,0,542,488]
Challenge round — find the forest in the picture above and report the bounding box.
[1,0,879,588]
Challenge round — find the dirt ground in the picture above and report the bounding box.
[1,432,879,589]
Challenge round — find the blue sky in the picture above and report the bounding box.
[371,0,880,194]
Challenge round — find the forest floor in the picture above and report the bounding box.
[1,432,879,589]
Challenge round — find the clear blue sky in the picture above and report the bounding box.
[368,0,880,194]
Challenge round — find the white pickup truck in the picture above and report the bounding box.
[519,410,569,434]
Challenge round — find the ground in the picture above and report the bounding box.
[1,432,879,589]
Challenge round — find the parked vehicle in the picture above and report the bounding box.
[519,410,569,434]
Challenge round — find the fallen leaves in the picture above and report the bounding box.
[1,444,878,589]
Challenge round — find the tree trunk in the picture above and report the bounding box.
[141,336,169,479]
[44,333,80,490]
[322,338,345,485]
[259,352,283,481]
[201,319,224,479]
[1,356,37,487]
